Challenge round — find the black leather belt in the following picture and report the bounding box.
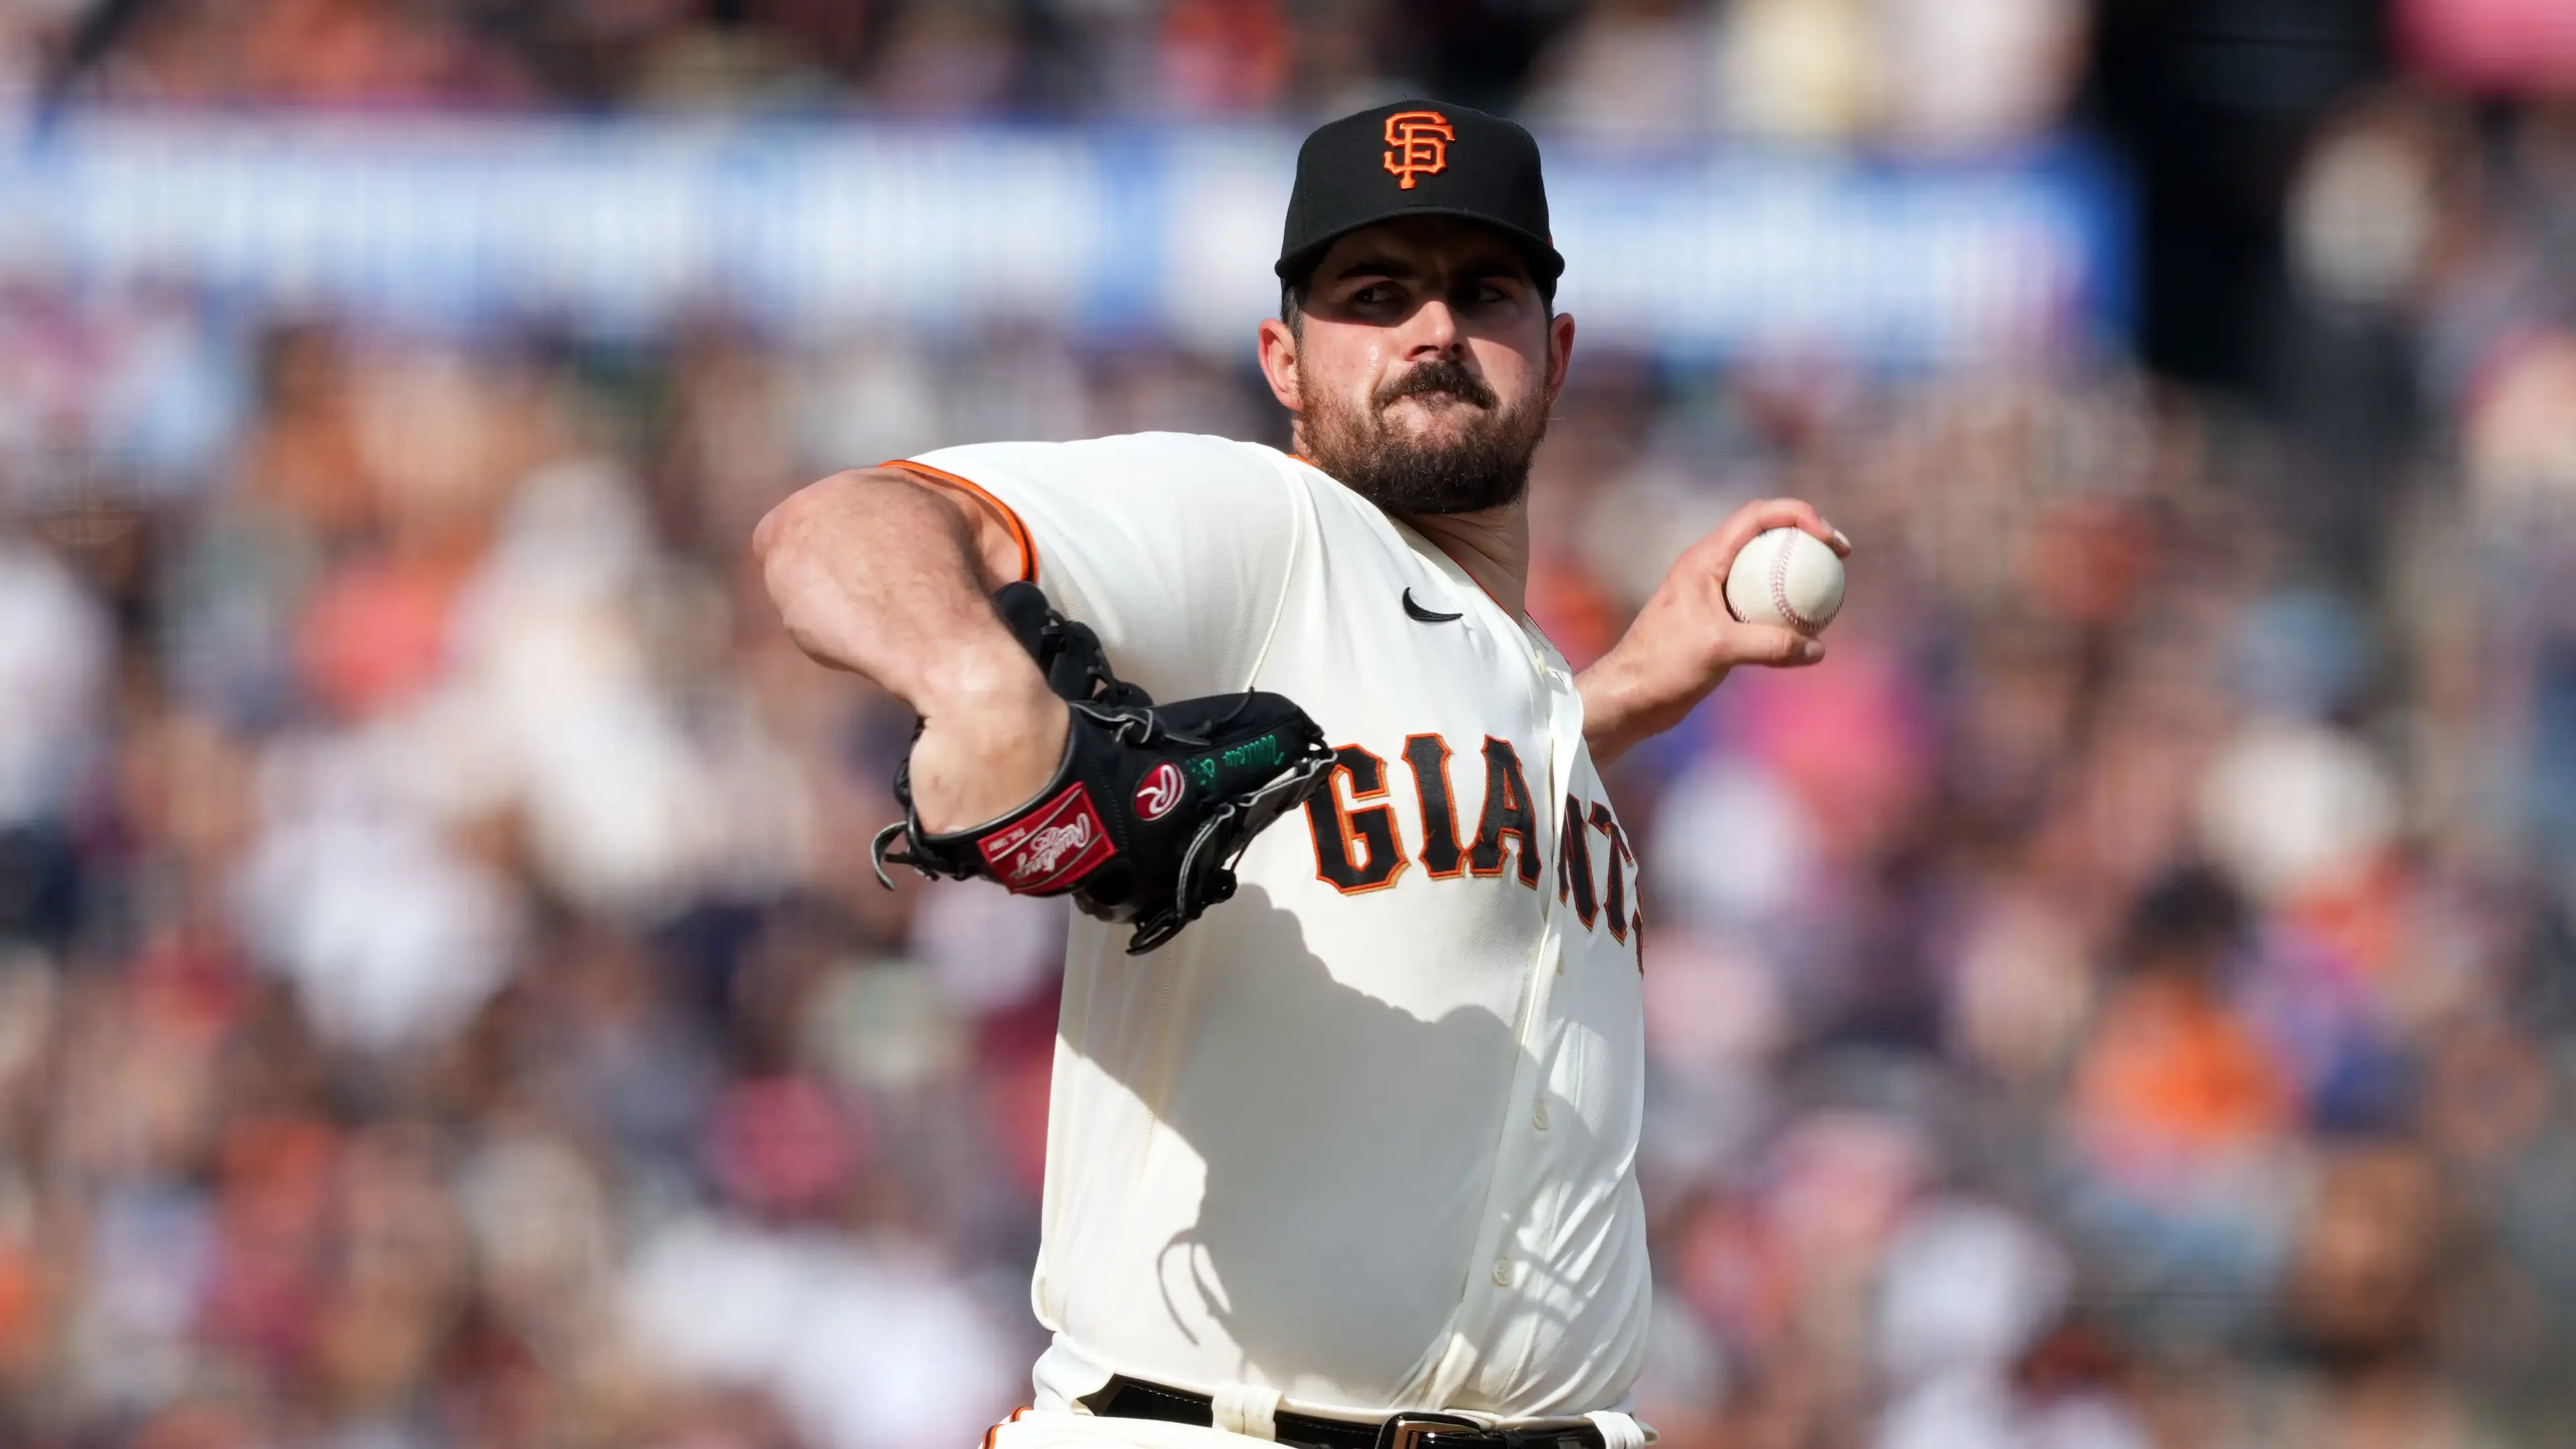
[1078,1375,1609,1449]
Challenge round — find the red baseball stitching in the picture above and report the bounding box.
[1770,533,1819,635]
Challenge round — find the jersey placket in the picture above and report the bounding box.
[1417,629,1591,1408]
[1495,647,1598,1395]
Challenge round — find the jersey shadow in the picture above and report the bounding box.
[1119,883,1604,1401]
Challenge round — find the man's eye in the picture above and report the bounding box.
[1352,285,1391,305]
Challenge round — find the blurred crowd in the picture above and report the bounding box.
[0,0,2087,153]
[1,2,2575,1449]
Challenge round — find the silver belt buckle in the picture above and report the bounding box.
[1375,1412,1483,1449]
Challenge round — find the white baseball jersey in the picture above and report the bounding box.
[892,433,1651,1426]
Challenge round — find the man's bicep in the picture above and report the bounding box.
[877,460,1036,592]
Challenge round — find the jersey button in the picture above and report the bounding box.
[1492,1259,1514,1287]
[1533,1100,1550,1130]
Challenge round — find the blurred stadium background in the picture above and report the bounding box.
[1,0,2575,1446]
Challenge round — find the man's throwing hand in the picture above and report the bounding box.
[1576,497,1851,766]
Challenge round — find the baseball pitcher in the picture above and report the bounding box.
[755,101,1847,1449]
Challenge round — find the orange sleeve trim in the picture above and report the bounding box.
[881,459,1037,586]
[982,1406,1031,1448]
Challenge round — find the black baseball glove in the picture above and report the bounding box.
[872,582,1336,955]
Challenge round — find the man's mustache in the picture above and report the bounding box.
[1374,360,1497,412]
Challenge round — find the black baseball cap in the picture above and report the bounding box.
[1275,99,1564,299]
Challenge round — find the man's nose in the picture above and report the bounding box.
[1401,297,1464,359]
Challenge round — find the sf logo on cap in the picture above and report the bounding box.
[1381,110,1454,191]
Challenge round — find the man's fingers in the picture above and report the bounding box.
[1700,498,1849,568]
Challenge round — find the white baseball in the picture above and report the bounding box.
[1723,527,1845,637]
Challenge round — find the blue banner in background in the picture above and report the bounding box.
[0,117,2129,364]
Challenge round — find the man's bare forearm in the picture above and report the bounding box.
[1576,651,1690,771]
[752,467,1066,831]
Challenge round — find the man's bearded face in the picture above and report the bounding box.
[1297,352,1552,516]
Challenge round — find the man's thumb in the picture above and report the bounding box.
[1746,627,1825,666]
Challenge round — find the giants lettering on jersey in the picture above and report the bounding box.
[1302,733,1644,960]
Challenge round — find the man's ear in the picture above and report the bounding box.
[1256,316,1303,413]
[1545,311,1576,407]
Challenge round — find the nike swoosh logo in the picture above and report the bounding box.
[1403,588,1464,624]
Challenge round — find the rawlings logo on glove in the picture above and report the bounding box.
[873,583,1336,955]
[979,784,1112,889]
[1133,763,1185,821]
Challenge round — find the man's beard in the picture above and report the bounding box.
[1298,358,1550,515]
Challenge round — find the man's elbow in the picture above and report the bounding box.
[749,490,797,574]
[751,484,815,575]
